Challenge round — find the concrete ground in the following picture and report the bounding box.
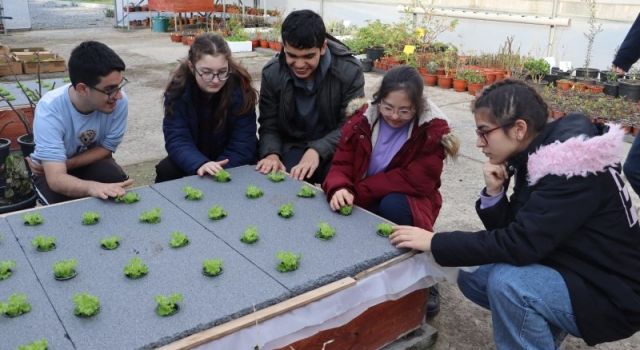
[2,26,640,350]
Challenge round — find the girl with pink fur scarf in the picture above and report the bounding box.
[391,79,640,350]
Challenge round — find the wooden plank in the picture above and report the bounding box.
[159,277,356,350]
[354,251,416,280]
[278,288,428,350]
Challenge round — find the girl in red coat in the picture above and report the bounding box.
[322,66,459,316]
[323,65,458,230]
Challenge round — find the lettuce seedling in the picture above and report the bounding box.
[245,185,264,199]
[100,236,120,250]
[213,169,231,182]
[276,251,301,272]
[0,293,31,317]
[315,222,336,240]
[377,223,393,237]
[183,186,203,200]
[53,259,77,280]
[202,259,223,277]
[73,293,100,317]
[23,212,44,226]
[339,205,353,216]
[169,231,189,248]
[139,208,161,223]
[240,225,259,244]
[124,257,148,279]
[31,235,56,252]
[297,185,316,198]
[155,293,183,317]
[18,339,48,350]
[0,260,16,280]
[278,203,294,218]
[115,191,140,204]
[267,170,286,182]
[82,211,100,225]
[208,205,227,220]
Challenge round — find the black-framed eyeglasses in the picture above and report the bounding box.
[194,67,230,82]
[90,77,128,99]
[476,122,514,144]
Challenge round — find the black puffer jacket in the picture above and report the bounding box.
[432,114,640,345]
[258,39,365,160]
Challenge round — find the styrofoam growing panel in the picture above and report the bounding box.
[6,186,289,350]
[0,217,74,350]
[151,166,406,296]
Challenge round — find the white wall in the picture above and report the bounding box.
[3,0,32,30]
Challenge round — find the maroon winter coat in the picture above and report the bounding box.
[323,98,456,230]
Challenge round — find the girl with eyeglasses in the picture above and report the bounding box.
[155,33,258,182]
[323,66,459,315]
[390,79,640,349]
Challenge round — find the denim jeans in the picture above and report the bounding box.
[368,193,413,225]
[457,264,581,350]
[624,134,640,197]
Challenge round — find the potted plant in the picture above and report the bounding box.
[213,169,231,182]
[81,211,100,225]
[73,293,100,317]
[0,259,16,280]
[0,293,31,317]
[619,68,640,102]
[423,61,439,86]
[202,258,223,277]
[453,69,469,92]
[124,257,148,279]
[276,251,301,272]
[31,235,56,252]
[240,225,259,244]
[53,259,77,280]
[100,235,120,250]
[23,211,43,226]
[315,222,336,240]
[245,185,264,199]
[208,205,227,220]
[0,154,36,213]
[466,70,486,96]
[557,79,573,91]
[267,170,286,182]
[297,185,316,198]
[437,47,456,89]
[17,339,48,350]
[576,0,602,80]
[155,293,182,317]
[523,58,550,86]
[115,191,140,203]
[603,70,620,97]
[169,231,189,248]
[182,185,203,200]
[139,208,161,223]
[338,205,353,216]
[278,203,294,218]
[377,222,394,237]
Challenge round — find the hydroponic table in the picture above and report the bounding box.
[0,166,448,349]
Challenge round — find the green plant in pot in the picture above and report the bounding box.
[523,58,550,85]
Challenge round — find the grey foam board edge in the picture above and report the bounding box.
[151,166,407,297]
[0,217,75,350]
[5,186,290,350]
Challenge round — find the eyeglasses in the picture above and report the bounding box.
[90,77,128,99]
[476,122,514,144]
[379,100,414,120]
[194,67,230,82]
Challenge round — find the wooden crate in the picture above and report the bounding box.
[13,51,56,62]
[22,56,66,74]
[10,47,46,53]
[0,56,23,76]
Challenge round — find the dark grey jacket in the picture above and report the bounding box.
[258,39,365,160]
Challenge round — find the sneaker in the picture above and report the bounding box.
[426,284,440,318]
